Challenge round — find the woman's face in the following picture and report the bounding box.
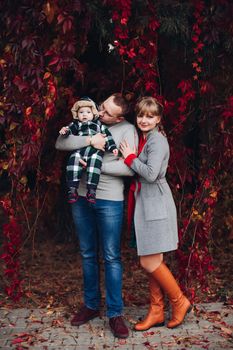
[137,113,161,134]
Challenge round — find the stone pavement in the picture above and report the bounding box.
[0,302,233,350]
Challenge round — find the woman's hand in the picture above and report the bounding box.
[119,140,136,159]
[89,133,106,151]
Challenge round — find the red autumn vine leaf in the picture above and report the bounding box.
[200,81,215,94]
[12,337,25,344]
[22,142,38,161]
[48,56,60,66]
[192,35,199,43]
[149,19,160,31]
[62,18,73,34]
[177,80,193,93]
[13,75,29,92]
[25,107,32,117]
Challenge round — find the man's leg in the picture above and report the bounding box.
[95,199,124,317]
[95,199,129,338]
[71,197,101,311]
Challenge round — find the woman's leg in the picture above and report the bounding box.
[151,262,192,328]
[137,254,192,329]
[140,253,163,273]
[134,253,165,331]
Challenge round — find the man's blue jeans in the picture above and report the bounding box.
[71,197,124,318]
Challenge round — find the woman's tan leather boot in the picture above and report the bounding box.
[151,262,192,329]
[134,275,165,331]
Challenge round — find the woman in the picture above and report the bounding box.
[119,96,192,330]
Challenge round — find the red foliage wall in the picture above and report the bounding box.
[0,0,232,301]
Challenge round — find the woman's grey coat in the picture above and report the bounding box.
[130,129,178,256]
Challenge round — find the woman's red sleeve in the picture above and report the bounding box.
[124,154,137,167]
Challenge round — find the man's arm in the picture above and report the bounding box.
[101,125,139,177]
[55,134,88,151]
[55,133,106,151]
[101,158,135,176]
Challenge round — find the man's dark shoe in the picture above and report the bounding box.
[71,306,100,326]
[109,316,129,338]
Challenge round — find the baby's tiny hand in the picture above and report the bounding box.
[59,126,69,135]
[113,149,119,157]
[79,158,87,168]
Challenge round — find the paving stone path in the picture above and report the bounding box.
[0,302,233,349]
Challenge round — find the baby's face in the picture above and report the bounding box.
[77,107,94,122]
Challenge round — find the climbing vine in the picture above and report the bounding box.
[0,0,232,301]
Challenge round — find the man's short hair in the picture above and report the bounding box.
[111,93,129,117]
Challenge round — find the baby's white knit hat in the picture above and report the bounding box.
[71,97,98,119]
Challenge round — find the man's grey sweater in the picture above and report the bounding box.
[55,120,138,201]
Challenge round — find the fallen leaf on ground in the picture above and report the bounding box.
[213,324,233,337]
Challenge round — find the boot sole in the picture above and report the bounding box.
[109,325,129,339]
[110,331,129,339]
[167,305,193,329]
[134,321,165,331]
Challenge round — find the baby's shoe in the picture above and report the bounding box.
[68,188,78,203]
[86,189,96,204]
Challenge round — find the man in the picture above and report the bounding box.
[55,94,138,338]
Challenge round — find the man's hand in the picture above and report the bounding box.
[90,133,106,151]
[119,140,136,159]
[59,126,69,135]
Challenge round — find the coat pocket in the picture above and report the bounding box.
[141,185,168,221]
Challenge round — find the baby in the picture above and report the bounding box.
[59,97,118,204]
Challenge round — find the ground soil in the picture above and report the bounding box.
[0,232,232,310]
